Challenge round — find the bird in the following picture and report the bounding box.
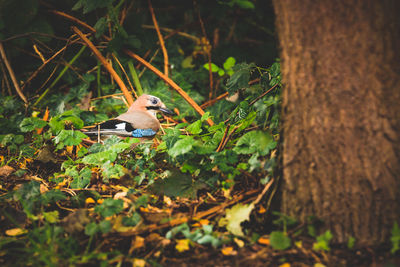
[83,94,173,138]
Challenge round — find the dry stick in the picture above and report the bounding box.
[0,42,28,104]
[112,53,138,99]
[200,92,228,109]
[249,82,279,106]
[50,10,96,33]
[119,189,260,236]
[72,26,134,106]
[252,178,274,206]
[216,124,230,152]
[22,36,81,91]
[124,49,214,126]
[220,125,239,151]
[148,0,168,76]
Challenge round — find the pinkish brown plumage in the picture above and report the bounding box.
[83,94,173,138]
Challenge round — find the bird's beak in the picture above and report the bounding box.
[159,107,174,115]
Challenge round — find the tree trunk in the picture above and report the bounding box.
[273,0,400,245]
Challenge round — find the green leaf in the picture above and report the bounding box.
[313,230,333,251]
[43,210,59,224]
[222,203,255,236]
[19,117,47,132]
[226,63,255,94]
[270,231,291,250]
[85,222,98,236]
[122,212,142,226]
[223,57,236,70]
[234,131,276,156]
[53,130,87,149]
[95,199,124,218]
[98,220,111,234]
[186,120,202,134]
[70,167,92,189]
[391,222,400,254]
[168,136,196,157]
[347,236,356,249]
[203,63,220,72]
[102,163,125,180]
[235,0,255,9]
[217,69,225,76]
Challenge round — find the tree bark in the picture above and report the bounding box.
[273,0,400,245]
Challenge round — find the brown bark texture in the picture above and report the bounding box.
[273,0,400,245]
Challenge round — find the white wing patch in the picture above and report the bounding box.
[115,122,126,130]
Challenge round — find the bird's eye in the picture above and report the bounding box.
[151,98,158,105]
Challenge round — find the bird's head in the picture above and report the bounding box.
[128,94,174,117]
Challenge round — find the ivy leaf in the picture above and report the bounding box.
[95,199,124,218]
[168,136,196,157]
[270,231,291,250]
[102,163,125,181]
[70,167,92,189]
[186,120,202,134]
[226,63,256,95]
[53,130,87,150]
[19,117,47,132]
[98,220,111,234]
[221,203,255,236]
[85,222,98,236]
[234,130,276,156]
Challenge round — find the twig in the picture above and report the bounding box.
[72,26,134,106]
[124,49,214,126]
[0,42,28,104]
[22,36,80,91]
[112,53,138,99]
[216,124,230,152]
[142,25,199,42]
[252,178,274,206]
[148,0,169,77]
[220,125,239,151]
[50,10,96,33]
[249,83,279,106]
[200,92,228,109]
[119,189,260,236]
[34,44,86,106]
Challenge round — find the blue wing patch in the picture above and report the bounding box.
[131,129,157,137]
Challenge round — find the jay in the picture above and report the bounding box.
[83,94,173,138]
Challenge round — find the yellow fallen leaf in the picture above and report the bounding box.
[175,239,190,252]
[234,238,245,248]
[279,263,290,267]
[132,258,146,267]
[258,237,270,245]
[295,240,303,248]
[199,219,209,225]
[258,205,266,214]
[97,198,104,204]
[6,228,28,236]
[221,246,237,256]
[314,263,326,267]
[85,197,95,204]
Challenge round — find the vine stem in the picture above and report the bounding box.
[72,26,134,106]
[148,0,169,77]
[0,42,28,104]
